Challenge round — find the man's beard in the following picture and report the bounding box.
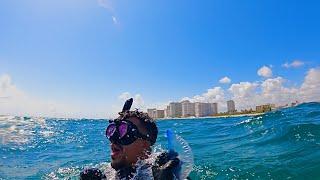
[111,157,137,179]
[111,157,128,170]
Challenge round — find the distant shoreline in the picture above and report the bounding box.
[0,112,265,121]
[156,112,265,121]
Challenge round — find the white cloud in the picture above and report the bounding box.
[261,77,285,94]
[299,67,320,102]
[257,66,273,78]
[118,92,145,110]
[134,94,145,109]
[97,0,114,12]
[229,82,258,99]
[112,16,118,24]
[0,74,111,118]
[118,92,131,101]
[193,87,225,103]
[228,82,259,110]
[227,77,300,110]
[260,77,299,105]
[0,74,77,117]
[283,60,304,68]
[219,76,231,84]
[180,87,225,103]
[0,74,24,99]
[98,0,119,25]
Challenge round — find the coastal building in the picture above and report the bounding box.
[154,110,165,119]
[169,102,182,118]
[195,102,213,117]
[147,108,165,119]
[256,104,273,113]
[211,103,218,115]
[227,100,236,114]
[165,106,170,118]
[181,100,195,117]
[147,108,156,118]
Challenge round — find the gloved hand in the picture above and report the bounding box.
[80,168,105,180]
[152,151,181,180]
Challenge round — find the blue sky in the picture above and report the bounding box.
[1,0,320,118]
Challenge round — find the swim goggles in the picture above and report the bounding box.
[106,120,150,145]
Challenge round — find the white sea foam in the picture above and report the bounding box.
[44,149,182,180]
[0,116,52,145]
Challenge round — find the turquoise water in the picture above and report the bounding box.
[1,102,320,179]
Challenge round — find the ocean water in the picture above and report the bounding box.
[1,102,320,179]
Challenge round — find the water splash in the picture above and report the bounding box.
[43,162,110,180]
[1,102,320,179]
[0,116,50,145]
[175,134,194,179]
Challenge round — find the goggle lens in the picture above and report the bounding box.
[118,122,128,138]
[106,124,116,138]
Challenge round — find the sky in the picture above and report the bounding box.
[0,0,320,118]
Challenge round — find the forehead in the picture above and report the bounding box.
[126,117,147,134]
[127,117,140,126]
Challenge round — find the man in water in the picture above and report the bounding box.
[80,98,180,180]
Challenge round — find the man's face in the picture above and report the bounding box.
[110,117,150,170]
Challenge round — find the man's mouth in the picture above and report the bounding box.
[111,143,123,159]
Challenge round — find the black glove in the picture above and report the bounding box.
[80,168,105,180]
[152,152,181,180]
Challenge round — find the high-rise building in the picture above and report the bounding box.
[227,100,236,113]
[148,109,165,119]
[154,110,165,119]
[147,108,156,118]
[211,103,218,115]
[181,100,195,117]
[169,102,182,118]
[165,106,170,118]
[256,104,273,113]
[195,102,213,117]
